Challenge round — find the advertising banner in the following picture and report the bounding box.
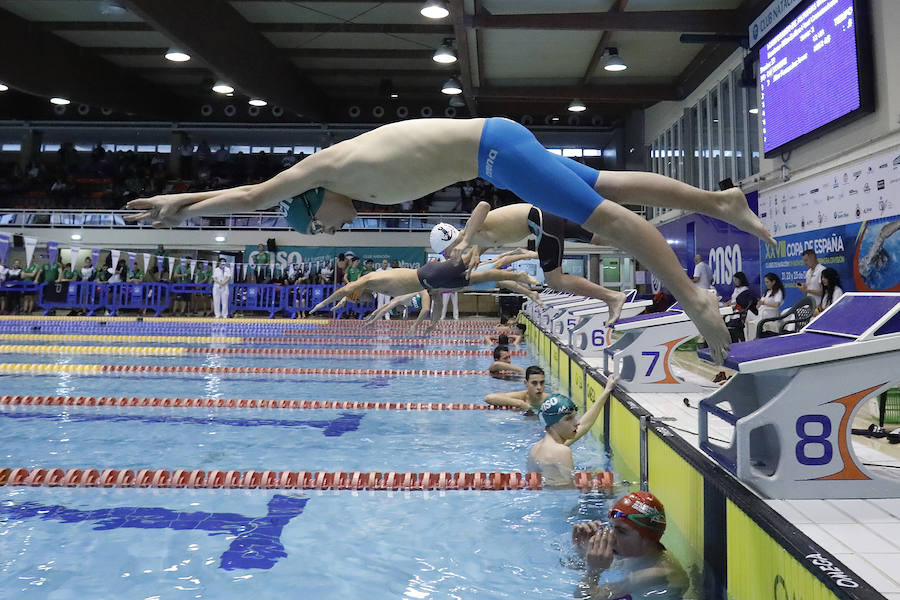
[244,246,425,272]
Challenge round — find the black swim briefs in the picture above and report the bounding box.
[416,258,470,290]
[527,206,594,272]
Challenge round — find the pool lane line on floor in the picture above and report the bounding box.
[0,345,525,358]
[0,467,615,492]
[0,363,498,376]
[1,395,518,411]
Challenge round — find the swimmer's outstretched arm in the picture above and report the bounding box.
[565,374,618,447]
[408,292,433,335]
[447,201,491,262]
[483,391,531,410]
[125,151,336,227]
[469,268,540,288]
[310,282,361,313]
[363,292,417,325]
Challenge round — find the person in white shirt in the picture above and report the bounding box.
[374,259,392,319]
[692,254,713,290]
[818,267,844,312]
[798,249,825,306]
[725,271,750,307]
[80,257,96,282]
[212,256,232,318]
[746,272,785,340]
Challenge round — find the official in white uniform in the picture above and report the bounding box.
[212,257,232,318]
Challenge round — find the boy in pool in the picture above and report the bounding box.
[527,375,619,487]
[571,491,688,599]
[487,344,526,376]
[126,118,776,364]
[483,365,548,412]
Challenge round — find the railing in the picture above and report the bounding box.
[0,209,470,233]
[0,281,375,319]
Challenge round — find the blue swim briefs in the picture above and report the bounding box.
[477,117,605,224]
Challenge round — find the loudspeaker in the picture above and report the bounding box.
[527,239,535,251]
[13,234,23,248]
[266,238,277,252]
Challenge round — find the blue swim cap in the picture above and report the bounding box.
[538,394,577,427]
[279,188,325,234]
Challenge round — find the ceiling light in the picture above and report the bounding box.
[390,92,399,99]
[420,0,449,19]
[164,48,190,62]
[749,107,759,114]
[603,47,627,72]
[551,116,560,122]
[215,235,226,242]
[567,99,586,112]
[433,39,457,64]
[0,83,8,92]
[248,99,267,107]
[70,234,82,241]
[449,95,465,108]
[99,1,127,16]
[441,76,462,95]
[212,81,234,94]
[50,97,71,105]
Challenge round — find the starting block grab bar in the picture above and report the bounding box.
[697,293,900,499]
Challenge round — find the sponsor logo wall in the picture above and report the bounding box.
[760,145,900,300]
[245,246,424,273]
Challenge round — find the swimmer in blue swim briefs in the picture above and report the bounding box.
[126,118,775,364]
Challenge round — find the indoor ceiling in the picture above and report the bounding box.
[0,0,767,125]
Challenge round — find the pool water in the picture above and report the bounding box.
[0,320,620,599]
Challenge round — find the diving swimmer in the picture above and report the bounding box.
[125,118,776,364]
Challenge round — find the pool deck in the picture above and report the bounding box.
[581,350,900,599]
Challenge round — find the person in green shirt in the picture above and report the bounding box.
[21,261,41,314]
[172,262,191,315]
[362,259,376,277]
[41,260,61,284]
[96,266,110,283]
[252,243,271,283]
[59,263,78,282]
[193,263,211,316]
[127,266,144,283]
[344,256,362,283]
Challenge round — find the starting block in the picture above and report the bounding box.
[697,293,900,499]
[524,290,568,320]
[537,295,596,331]
[569,296,653,356]
[601,304,732,391]
[528,292,577,324]
[548,290,641,345]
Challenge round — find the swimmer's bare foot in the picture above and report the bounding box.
[717,187,777,247]
[681,288,730,365]
[604,290,627,326]
[515,272,541,287]
[528,291,545,307]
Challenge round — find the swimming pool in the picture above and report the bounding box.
[0,318,617,599]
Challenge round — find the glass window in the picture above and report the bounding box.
[582,149,601,157]
[673,121,682,181]
[699,98,709,190]
[74,144,93,152]
[690,105,700,188]
[747,85,759,175]
[115,145,135,151]
[137,145,157,153]
[251,146,270,153]
[561,257,586,278]
[1,143,21,152]
[232,145,251,154]
[710,89,721,187]
[721,77,733,182]
[273,146,293,154]
[294,146,316,155]
[546,148,562,156]
[732,66,747,181]
[562,148,582,157]
[157,144,172,153]
[102,144,116,152]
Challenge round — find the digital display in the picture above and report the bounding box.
[758,0,871,156]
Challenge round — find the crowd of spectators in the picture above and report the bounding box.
[0,141,508,213]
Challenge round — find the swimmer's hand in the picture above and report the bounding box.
[585,525,615,571]
[572,521,602,554]
[331,297,348,312]
[125,195,194,228]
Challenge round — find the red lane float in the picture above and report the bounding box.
[0,394,516,410]
[0,467,616,491]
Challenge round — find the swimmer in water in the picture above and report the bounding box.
[483,365,548,412]
[488,344,525,376]
[526,374,619,487]
[125,118,776,364]
[859,219,900,277]
[572,491,687,599]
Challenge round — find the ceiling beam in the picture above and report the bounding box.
[467,10,744,34]
[477,85,678,103]
[101,47,436,60]
[122,0,329,121]
[449,0,478,116]
[0,8,185,119]
[675,43,738,99]
[579,0,628,86]
[42,21,452,35]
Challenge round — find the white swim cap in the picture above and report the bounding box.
[430,223,459,253]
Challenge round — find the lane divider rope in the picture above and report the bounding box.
[0,345,523,358]
[0,363,493,376]
[0,394,517,411]
[0,467,615,492]
[0,334,243,344]
[0,335,496,346]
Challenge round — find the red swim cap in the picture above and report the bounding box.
[609,491,666,542]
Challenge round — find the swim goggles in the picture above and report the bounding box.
[302,194,325,235]
[608,509,665,532]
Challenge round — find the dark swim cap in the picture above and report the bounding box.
[538,394,577,428]
[279,188,325,234]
